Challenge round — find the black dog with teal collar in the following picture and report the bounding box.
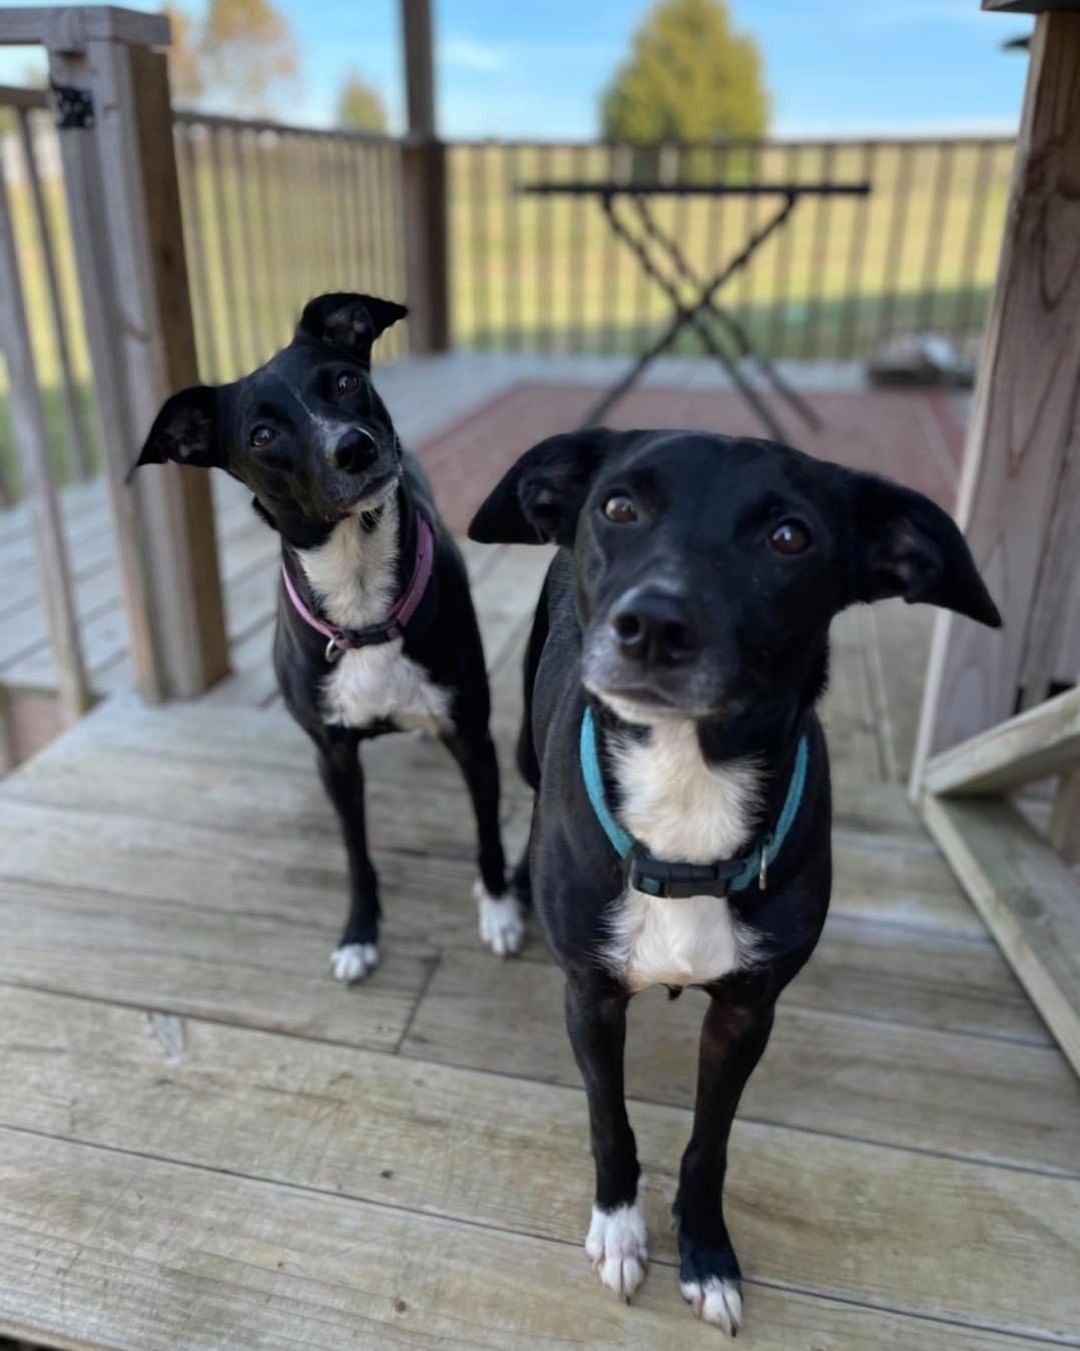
[469,427,1000,1334]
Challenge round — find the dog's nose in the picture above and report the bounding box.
[331,427,378,475]
[608,588,702,667]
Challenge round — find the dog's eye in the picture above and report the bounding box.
[336,371,360,396]
[769,520,810,555]
[602,494,638,524]
[250,425,276,449]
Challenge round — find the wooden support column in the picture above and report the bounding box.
[0,7,230,701]
[911,10,1080,788]
[399,0,449,352]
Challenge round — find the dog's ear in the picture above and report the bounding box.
[469,429,632,546]
[847,473,1001,627]
[128,385,222,482]
[296,292,407,365]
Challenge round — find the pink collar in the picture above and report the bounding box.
[281,513,435,662]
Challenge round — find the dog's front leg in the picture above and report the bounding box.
[316,730,381,983]
[674,994,775,1335]
[441,728,522,957]
[565,976,647,1300]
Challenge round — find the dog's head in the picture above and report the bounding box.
[469,429,1000,726]
[131,293,407,541]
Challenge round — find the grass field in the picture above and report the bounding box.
[0,118,1012,502]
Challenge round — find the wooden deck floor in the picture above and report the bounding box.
[0,535,1078,1348]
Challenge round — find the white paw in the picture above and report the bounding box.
[585,1202,648,1300]
[680,1276,743,1335]
[329,942,379,984]
[474,881,525,958]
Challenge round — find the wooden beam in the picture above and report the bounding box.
[47,32,229,699]
[401,137,450,353]
[0,83,46,109]
[130,47,229,692]
[400,0,436,136]
[0,6,170,49]
[924,683,1080,796]
[398,0,448,353]
[911,12,1080,786]
[983,1,1080,12]
[921,794,1080,1077]
[1050,769,1080,862]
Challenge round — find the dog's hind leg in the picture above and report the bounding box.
[673,994,775,1335]
[315,729,382,983]
[565,976,648,1301]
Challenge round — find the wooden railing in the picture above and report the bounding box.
[0,82,90,727]
[445,136,1014,359]
[171,110,408,378]
[0,6,228,723]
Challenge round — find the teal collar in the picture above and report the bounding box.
[580,705,809,899]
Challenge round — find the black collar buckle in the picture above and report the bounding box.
[627,845,753,899]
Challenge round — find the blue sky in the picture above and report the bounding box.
[3,0,1031,136]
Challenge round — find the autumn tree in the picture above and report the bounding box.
[164,5,204,103]
[601,0,769,145]
[164,0,299,115]
[336,73,388,132]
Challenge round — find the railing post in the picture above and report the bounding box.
[910,11,1080,792]
[1,7,230,701]
[399,0,449,353]
[400,137,449,353]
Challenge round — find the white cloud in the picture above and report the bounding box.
[439,37,507,74]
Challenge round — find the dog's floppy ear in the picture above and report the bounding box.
[297,292,407,365]
[469,428,632,546]
[128,385,222,482]
[847,472,1001,627]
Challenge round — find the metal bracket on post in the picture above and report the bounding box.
[50,81,94,129]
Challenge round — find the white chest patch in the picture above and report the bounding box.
[321,641,452,732]
[295,501,452,734]
[600,719,763,991]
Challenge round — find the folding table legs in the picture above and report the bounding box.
[580,192,818,440]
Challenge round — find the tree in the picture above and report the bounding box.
[162,0,299,114]
[164,5,204,103]
[336,73,388,132]
[200,0,299,115]
[601,0,769,144]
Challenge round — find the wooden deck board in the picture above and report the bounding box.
[1,1134,1055,1351]
[401,946,1080,1176]
[1,989,1078,1346]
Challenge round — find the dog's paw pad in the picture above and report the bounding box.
[474,882,524,958]
[680,1277,743,1335]
[330,942,379,984]
[585,1202,648,1301]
